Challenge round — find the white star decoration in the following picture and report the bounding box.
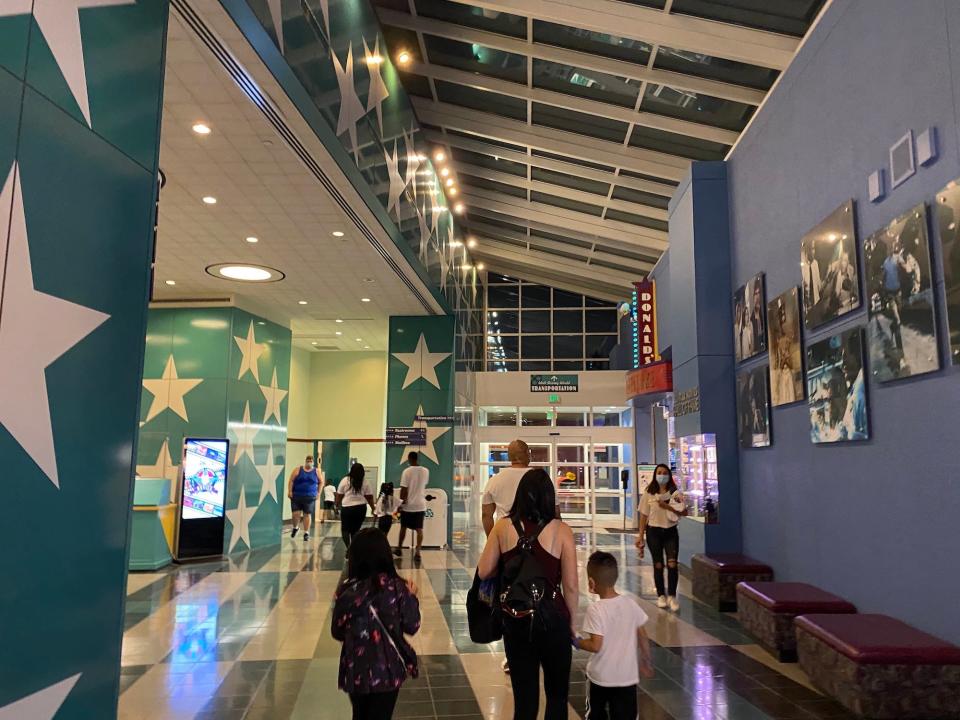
[0,673,81,720]
[266,0,283,52]
[135,438,180,489]
[255,444,282,504]
[403,129,420,200]
[0,0,134,127]
[317,0,330,40]
[391,333,451,390]
[259,368,287,424]
[364,36,390,134]
[332,44,367,161]
[231,402,257,467]
[384,140,404,218]
[141,355,203,423]
[226,490,255,553]
[234,320,267,383]
[417,205,431,264]
[0,162,109,488]
[400,404,450,466]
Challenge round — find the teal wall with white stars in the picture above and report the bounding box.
[0,2,170,718]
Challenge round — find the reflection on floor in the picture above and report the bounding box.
[119,526,856,720]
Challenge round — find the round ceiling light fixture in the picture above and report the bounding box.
[335,331,342,336]
[445,178,455,188]
[298,300,308,305]
[397,50,412,66]
[332,230,345,237]
[335,318,344,323]
[448,187,458,196]
[453,202,465,215]
[477,263,485,271]
[467,237,477,249]
[433,149,446,163]
[440,167,450,178]
[202,196,217,205]
[206,263,285,283]
[165,280,176,286]
[192,123,211,135]
[361,297,371,302]
[245,236,258,243]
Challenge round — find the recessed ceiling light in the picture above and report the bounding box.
[448,187,458,196]
[335,318,343,323]
[245,236,258,243]
[477,263,485,270]
[332,231,345,237]
[335,331,342,336]
[311,341,318,346]
[165,280,176,286]
[434,150,446,163]
[192,123,211,135]
[206,263,284,283]
[361,297,371,302]
[445,178,455,187]
[440,167,450,177]
[453,202,465,214]
[355,338,362,342]
[202,196,217,205]
[298,300,308,305]
[467,238,477,249]
[364,345,370,349]
[397,50,412,66]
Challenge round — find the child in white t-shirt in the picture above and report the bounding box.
[375,482,400,535]
[574,551,654,720]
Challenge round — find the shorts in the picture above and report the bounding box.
[323,501,335,510]
[400,510,425,530]
[291,495,316,514]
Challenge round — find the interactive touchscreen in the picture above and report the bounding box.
[181,439,228,520]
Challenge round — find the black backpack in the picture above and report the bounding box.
[499,519,562,629]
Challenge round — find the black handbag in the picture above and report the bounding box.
[466,570,502,643]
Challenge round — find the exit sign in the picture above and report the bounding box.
[548,393,560,404]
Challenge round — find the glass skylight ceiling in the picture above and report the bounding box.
[373,0,826,297]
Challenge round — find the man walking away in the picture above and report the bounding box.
[395,452,429,562]
[288,455,320,541]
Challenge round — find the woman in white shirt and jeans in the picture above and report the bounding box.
[336,463,374,548]
[635,464,686,612]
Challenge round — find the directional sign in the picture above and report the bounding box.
[530,374,579,393]
[386,427,427,446]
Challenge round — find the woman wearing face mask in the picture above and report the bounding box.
[635,464,687,611]
[288,455,321,541]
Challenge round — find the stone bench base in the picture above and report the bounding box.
[691,554,772,612]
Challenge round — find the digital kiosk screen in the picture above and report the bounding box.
[176,438,230,560]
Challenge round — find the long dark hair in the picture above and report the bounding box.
[347,528,398,583]
[645,463,678,495]
[507,468,556,526]
[348,463,365,493]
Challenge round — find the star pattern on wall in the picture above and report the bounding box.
[332,44,366,161]
[142,355,203,423]
[403,128,420,200]
[231,402,257,467]
[399,404,450,466]
[234,320,267,383]
[417,205,431,264]
[226,490,255,553]
[392,333,451,390]
[384,140,404,219]
[0,673,81,720]
[135,438,179,488]
[255,444,282,504]
[0,0,134,127]
[363,36,390,134]
[266,0,284,52]
[0,162,109,489]
[259,368,287,424]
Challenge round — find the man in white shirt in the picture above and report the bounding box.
[395,452,429,561]
[481,439,531,536]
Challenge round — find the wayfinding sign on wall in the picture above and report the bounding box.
[531,374,579,392]
[386,427,427,446]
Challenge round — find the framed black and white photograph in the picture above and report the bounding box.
[864,203,939,381]
[935,178,960,364]
[736,364,771,448]
[766,287,805,406]
[806,327,869,444]
[733,273,767,362]
[800,200,860,330]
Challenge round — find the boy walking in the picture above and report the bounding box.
[575,551,654,720]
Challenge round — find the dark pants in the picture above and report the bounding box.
[646,525,680,597]
[340,504,367,547]
[377,515,393,534]
[503,617,572,720]
[349,690,398,720]
[586,682,637,720]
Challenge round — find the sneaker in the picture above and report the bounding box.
[413,552,422,563]
[392,547,402,557]
[291,527,299,538]
[668,596,680,612]
[501,658,510,673]
[656,595,668,609]
[303,532,309,541]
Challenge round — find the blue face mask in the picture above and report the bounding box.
[656,474,669,486]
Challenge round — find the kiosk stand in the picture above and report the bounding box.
[174,438,230,561]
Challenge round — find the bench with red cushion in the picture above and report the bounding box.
[736,582,856,661]
[795,614,960,719]
[691,554,773,611]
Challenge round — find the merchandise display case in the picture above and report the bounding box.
[677,433,718,524]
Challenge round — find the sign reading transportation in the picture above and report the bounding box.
[386,427,427,446]
[530,374,579,393]
[415,415,455,424]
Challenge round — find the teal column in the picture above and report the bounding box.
[0,2,170,718]
[386,316,456,542]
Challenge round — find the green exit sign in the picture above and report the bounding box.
[549,394,560,404]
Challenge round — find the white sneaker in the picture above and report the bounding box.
[656,595,668,609]
[668,596,681,612]
[501,658,510,673]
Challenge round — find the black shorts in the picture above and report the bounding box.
[400,511,425,530]
[291,495,316,514]
[323,501,335,510]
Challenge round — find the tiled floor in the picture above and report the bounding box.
[118,525,857,720]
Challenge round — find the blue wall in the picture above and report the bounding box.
[727,0,960,644]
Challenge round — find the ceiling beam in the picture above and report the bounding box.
[412,99,690,181]
[377,9,767,106]
[422,129,677,198]
[441,0,798,69]
[407,61,739,146]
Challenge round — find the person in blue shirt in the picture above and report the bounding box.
[287,455,320,541]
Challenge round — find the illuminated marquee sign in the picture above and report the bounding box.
[632,280,658,368]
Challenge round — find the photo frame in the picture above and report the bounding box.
[800,200,860,330]
[732,272,767,362]
[736,364,771,448]
[935,178,960,364]
[766,287,805,406]
[806,327,869,444]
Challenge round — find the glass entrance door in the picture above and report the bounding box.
[551,437,591,526]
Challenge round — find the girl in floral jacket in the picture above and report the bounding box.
[332,528,421,720]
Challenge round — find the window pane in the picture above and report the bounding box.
[640,83,755,132]
[553,335,584,359]
[488,272,518,284]
[586,359,610,370]
[521,361,552,371]
[532,20,652,66]
[529,444,551,463]
[553,310,583,333]
[521,284,551,308]
[487,310,519,333]
[593,444,622,463]
[489,361,518,372]
[654,45,778,91]
[520,408,552,426]
[532,59,641,108]
[592,466,624,491]
[480,408,517,426]
[553,360,584,371]
[553,289,584,307]
[522,311,551,333]
[488,285,519,308]
[455,443,471,463]
[415,0,527,37]
[586,309,618,333]
[423,35,527,84]
[557,445,585,463]
[592,411,622,427]
[485,334,518,361]
[435,80,527,121]
[556,410,586,427]
[585,335,617,358]
[521,335,551,358]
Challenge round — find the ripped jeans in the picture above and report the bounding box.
[646,525,680,597]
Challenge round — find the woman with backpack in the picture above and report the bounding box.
[477,468,579,720]
[336,463,375,549]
